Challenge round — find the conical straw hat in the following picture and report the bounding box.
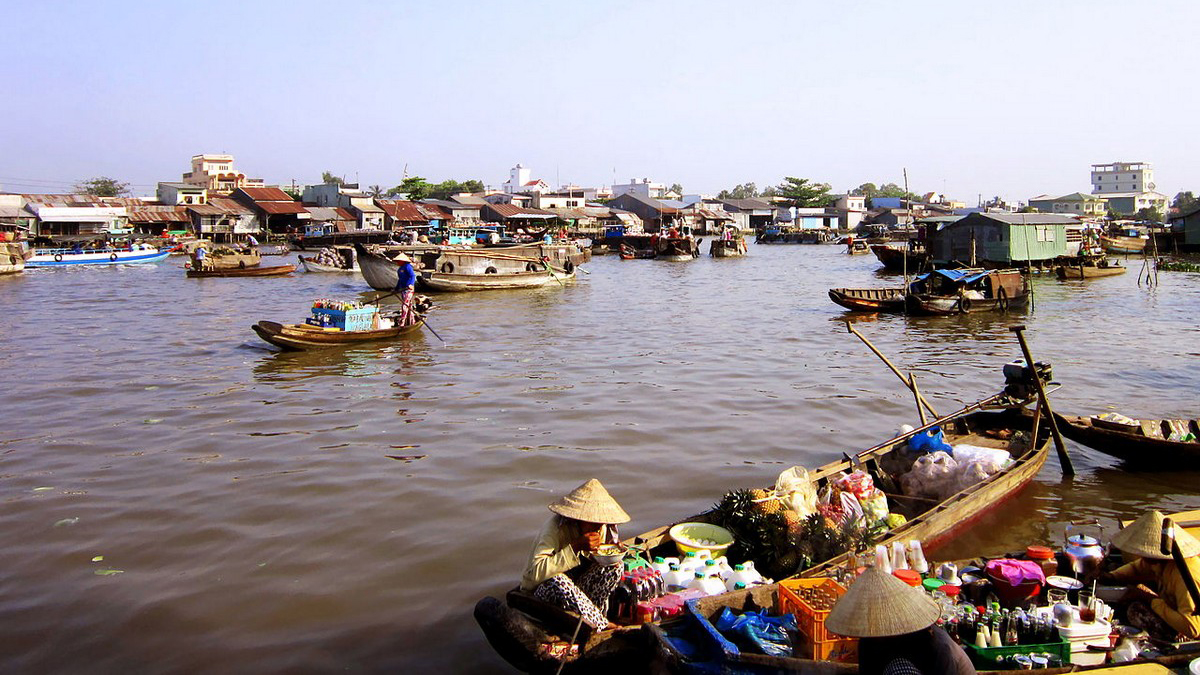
[1111,510,1200,561]
[824,566,941,638]
[548,479,630,525]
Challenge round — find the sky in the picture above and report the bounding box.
[4,0,1198,204]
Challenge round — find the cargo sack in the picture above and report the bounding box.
[773,466,818,519]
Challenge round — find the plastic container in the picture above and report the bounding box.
[893,569,922,587]
[777,578,848,644]
[964,637,1071,669]
[1026,545,1059,578]
[669,522,734,558]
[987,568,1042,608]
[725,564,757,592]
[663,564,691,591]
[687,571,726,596]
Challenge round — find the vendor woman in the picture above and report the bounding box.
[826,566,976,675]
[1097,510,1200,641]
[521,479,629,631]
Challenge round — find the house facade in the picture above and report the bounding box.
[186,198,257,242]
[228,187,309,233]
[718,198,775,232]
[1090,161,1169,215]
[181,154,264,193]
[1028,192,1107,215]
[607,193,682,233]
[612,178,667,199]
[928,213,1076,265]
[833,194,867,230]
[157,182,208,206]
[1168,206,1200,250]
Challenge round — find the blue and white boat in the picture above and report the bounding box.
[26,243,170,267]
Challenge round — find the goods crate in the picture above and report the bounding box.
[963,637,1071,669]
[312,307,376,331]
[777,578,858,663]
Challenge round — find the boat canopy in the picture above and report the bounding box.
[916,268,991,285]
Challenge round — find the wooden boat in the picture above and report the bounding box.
[710,237,748,258]
[299,245,358,273]
[1055,259,1127,279]
[257,244,290,256]
[619,244,655,260]
[905,268,1029,316]
[252,315,424,351]
[476,389,1051,673]
[1052,412,1200,466]
[27,244,170,267]
[871,242,929,273]
[418,268,571,292]
[655,237,700,262]
[192,248,262,271]
[0,240,26,274]
[1100,233,1147,255]
[846,239,870,255]
[186,264,295,278]
[827,287,906,313]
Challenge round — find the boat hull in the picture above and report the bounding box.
[905,291,1029,315]
[187,264,295,278]
[252,319,422,351]
[870,243,928,273]
[1054,413,1200,466]
[299,256,357,273]
[709,240,747,257]
[27,249,170,267]
[1054,263,1127,279]
[417,270,570,292]
[827,287,906,312]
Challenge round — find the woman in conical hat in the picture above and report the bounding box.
[520,479,631,631]
[1099,510,1200,641]
[826,566,975,675]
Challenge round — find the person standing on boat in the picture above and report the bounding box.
[393,253,417,325]
[826,566,976,675]
[245,233,260,253]
[1095,510,1200,641]
[521,479,629,631]
[193,245,209,270]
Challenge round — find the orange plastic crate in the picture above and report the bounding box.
[777,578,847,643]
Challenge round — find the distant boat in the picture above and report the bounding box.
[1055,258,1127,279]
[186,264,295,278]
[27,244,169,267]
[905,268,1029,315]
[871,241,929,273]
[0,239,26,274]
[1099,233,1147,254]
[828,287,907,312]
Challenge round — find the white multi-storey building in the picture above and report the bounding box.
[1089,161,1168,215]
[181,154,264,193]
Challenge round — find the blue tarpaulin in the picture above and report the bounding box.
[916,269,990,285]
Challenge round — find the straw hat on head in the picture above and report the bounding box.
[392,253,411,264]
[548,479,630,525]
[824,566,941,638]
[1111,510,1200,561]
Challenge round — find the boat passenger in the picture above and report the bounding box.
[826,566,976,675]
[245,234,260,253]
[520,479,630,632]
[393,253,417,325]
[194,246,209,270]
[1095,510,1200,641]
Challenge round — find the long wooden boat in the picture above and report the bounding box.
[905,268,1029,315]
[1054,259,1127,279]
[871,242,929,273]
[27,245,170,267]
[846,239,870,255]
[1100,233,1147,255]
[418,268,571,292]
[709,238,748,258]
[186,264,295,278]
[476,394,1051,673]
[1053,412,1200,466]
[252,317,424,351]
[827,287,906,313]
[299,256,357,273]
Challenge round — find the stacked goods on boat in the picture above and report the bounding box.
[308,298,387,330]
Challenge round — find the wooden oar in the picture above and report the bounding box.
[846,322,939,419]
[1009,324,1075,476]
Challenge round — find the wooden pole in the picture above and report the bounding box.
[1009,324,1075,476]
[909,371,928,426]
[845,322,939,419]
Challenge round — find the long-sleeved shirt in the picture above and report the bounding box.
[520,515,617,592]
[1110,556,1200,638]
[395,263,416,290]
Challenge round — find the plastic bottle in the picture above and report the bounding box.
[663,563,690,591]
[908,540,930,575]
[975,624,989,648]
[741,560,764,585]
[679,551,703,575]
[875,544,893,574]
[688,571,724,596]
[650,556,672,578]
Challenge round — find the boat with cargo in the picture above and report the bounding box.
[904,268,1029,315]
[186,264,295,278]
[1052,412,1200,466]
[1054,257,1127,280]
[356,243,576,292]
[252,297,432,351]
[475,363,1053,673]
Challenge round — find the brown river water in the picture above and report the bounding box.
[1,245,1198,673]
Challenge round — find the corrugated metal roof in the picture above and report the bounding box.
[239,187,294,202]
[128,206,190,223]
[258,201,310,215]
[696,209,734,221]
[188,198,254,216]
[966,213,1079,225]
[486,202,556,218]
[377,200,435,221]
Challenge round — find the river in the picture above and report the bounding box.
[0,244,1197,673]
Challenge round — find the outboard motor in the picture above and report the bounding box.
[1003,359,1052,401]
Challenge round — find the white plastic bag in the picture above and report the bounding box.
[774,466,818,519]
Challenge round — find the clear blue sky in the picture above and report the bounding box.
[5,0,1197,203]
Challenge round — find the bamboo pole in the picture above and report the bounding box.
[909,371,928,426]
[1009,324,1074,476]
[846,322,939,419]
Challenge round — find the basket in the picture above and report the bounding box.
[778,578,858,661]
[964,637,1071,669]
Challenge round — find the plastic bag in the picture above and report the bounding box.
[899,451,959,501]
[774,466,818,519]
[858,488,890,529]
[835,471,875,500]
[952,444,1011,471]
[908,426,953,454]
[818,486,865,529]
[714,607,797,658]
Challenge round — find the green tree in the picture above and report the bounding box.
[1172,191,1198,215]
[718,182,759,200]
[851,182,878,199]
[877,183,908,198]
[461,179,485,194]
[75,176,129,197]
[321,171,345,186]
[760,185,778,199]
[366,184,384,198]
[774,177,833,208]
[1135,206,1164,223]
[391,176,431,200]
[668,182,684,195]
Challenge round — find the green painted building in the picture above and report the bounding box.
[929,212,1077,265]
